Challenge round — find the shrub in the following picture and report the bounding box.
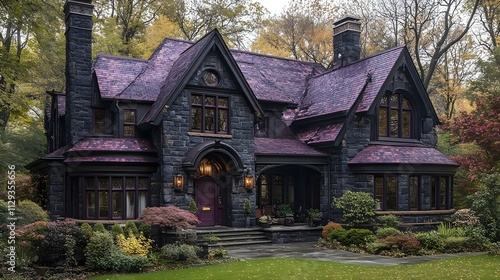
[16,200,49,226]
[207,248,228,259]
[111,224,124,240]
[437,223,466,238]
[176,229,198,245]
[160,243,200,262]
[275,204,294,217]
[111,250,150,272]
[488,242,500,255]
[464,225,490,251]
[244,198,251,215]
[86,231,116,271]
[36,220,88,266]
[322,222,343,238]
[375,227,403,239]
[188,199,198,214]
[327,228,348,243]
[416,231,444,251]
[140,206,200,230]
[137,222,152,238]
[332,191,376,227]
[343,229,375,246]
[451,209,480,227]
[377,214,400,229]
[116,232,153,257]
[93,223,106,233]
[379,234,421,255]
[442,236,470,253]
[124,221,139,237]
[81,223,93,239]
[365,242,390,254]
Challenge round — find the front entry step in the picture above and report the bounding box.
[195,227,271,247]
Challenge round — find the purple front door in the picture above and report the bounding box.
[195,177,223,227]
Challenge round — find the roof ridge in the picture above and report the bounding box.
[230,48,325,67]
[309,46,405,79]
[94,53,148,62]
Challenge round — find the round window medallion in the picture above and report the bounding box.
[203,71,219,87]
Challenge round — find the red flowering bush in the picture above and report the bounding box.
[140,206,200,230]
[379,234,421,255]
[322,222,343,238]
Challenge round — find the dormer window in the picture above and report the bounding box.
[190,93,229,134]
[378,93,413,138]
[123,109,136,137]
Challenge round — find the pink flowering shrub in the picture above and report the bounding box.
[140,206,200,230]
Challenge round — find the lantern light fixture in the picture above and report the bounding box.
[173,172,184,189]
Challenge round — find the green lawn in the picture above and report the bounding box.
[89,254,499,280]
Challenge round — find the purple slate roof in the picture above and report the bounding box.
[297,47,403,120]
[231,50,325,104]
[94,55,148,100]
[349,145,459,166]
[64,155,157,164]
[255,137,328,157]
[295,122,344,145]
[67,138,156,153]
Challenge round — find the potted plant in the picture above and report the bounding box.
[258,215,272,228]
[307,208,322,227]
[276,204,294,226]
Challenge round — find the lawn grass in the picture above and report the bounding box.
[89,254,499,280]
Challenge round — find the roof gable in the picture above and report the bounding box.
[296,46,404,120]
[140,29,263,125]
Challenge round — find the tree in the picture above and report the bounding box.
[160,0,265,49]
[475,0,500,54]
[448,47,500,194]
[251,0,339,66]
[468,170,500,241]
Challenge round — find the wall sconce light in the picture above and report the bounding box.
[244,172,254,190]
[173,172,184,190]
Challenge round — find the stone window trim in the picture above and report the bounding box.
[84,176,149,220]
[189,92,230,134]
[377,92,414,139]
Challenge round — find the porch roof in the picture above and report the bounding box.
[67,138,156,153]
[255,137,329,157]
[64,155,158,164]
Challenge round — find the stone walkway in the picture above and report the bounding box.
[226,242,483,266]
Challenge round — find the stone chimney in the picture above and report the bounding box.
[64,0,93,146]
[332,16,361,67]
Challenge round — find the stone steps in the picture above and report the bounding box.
[195,227,271,247]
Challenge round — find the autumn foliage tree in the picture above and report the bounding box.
[448,47,500,192]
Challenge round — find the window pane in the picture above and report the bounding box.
[94,109,105,134]
[205,97,215,106]
[112,192,122,218]
[218,109,228,132]
[126,191,135,219]
[431,176,438,209]
[124,125,135,136]
[375,176,383,209]
[191,107,201,130]
[286,175,294,204]
[205,108,215,131]
[386,176,397,210]
[125,177,135,189]
[402,110,411,138]
[272,175,283,205]
[87,192,95,218]
[440,177,447,209]
[390,109,399,137]
[138,192,147,216]
[138,178,148,189]
[390,95,399,108]
[260,175,269,206]
[218,97,228,107]
[98,178,108,189]
[192,95,202,105]
[380,96,388,106]
[112,178,122,189]
[379,108,387,136]
[124,110,135,123]
[99,191,109,218]
[409,176,419,210]
[402,97,411,109]
[86,177,95,189]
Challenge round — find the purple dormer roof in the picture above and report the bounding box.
[349,145,459,166]
[295,122,344,145]
[297,47,403,120]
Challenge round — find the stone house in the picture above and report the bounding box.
[28,0,458,228]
